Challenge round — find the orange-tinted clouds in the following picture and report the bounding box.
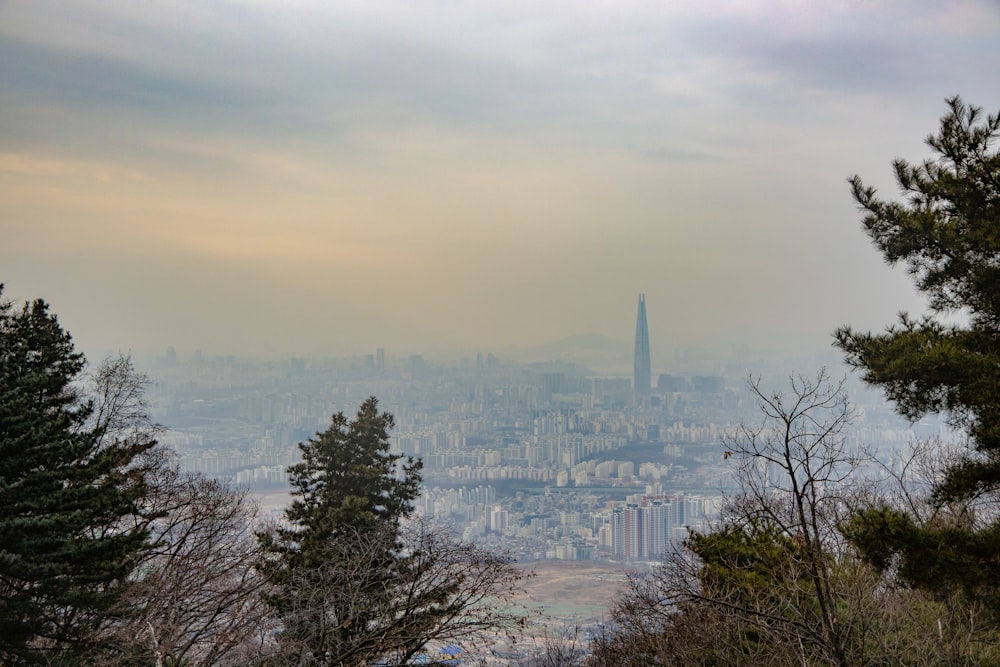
[1,1,998,363]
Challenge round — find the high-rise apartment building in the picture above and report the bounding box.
[610,494,687,561]
[634,293,651,398]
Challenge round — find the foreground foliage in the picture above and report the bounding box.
[592,373,873,666]
[587,97,1000,667]
[1,285,530,665]
[590,374,1000,666]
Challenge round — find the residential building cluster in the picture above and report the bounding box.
[146,315,937,563]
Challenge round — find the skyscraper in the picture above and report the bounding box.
[634,293,651,398]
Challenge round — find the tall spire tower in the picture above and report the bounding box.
[634,293,651,399]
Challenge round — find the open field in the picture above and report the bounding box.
[515,560,631,626]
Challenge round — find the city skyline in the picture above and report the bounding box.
[2,2,998,361]
[145,332,921,569]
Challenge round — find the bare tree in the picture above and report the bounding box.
[80,356,272,666]
[85,354,162,448]
[591,371,933,667]
[722,370,860,666]
[594,371,1000,666]
[97,464,271,667]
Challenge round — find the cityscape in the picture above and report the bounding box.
[149,294,933,565]
[3,2,997,663]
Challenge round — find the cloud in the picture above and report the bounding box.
[0,0,997,360]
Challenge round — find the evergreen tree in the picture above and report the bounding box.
[836,96,1000,501]
[259,398,528,666]
[836,97,1000,649]
[284,396,421,544]
[258,397,424,665]
[0,286,154,664]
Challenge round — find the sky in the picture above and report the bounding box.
[2,1,999,365]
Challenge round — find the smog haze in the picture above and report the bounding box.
[2,1,998,361]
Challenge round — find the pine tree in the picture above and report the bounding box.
[284,396,421,545]
[257,397,424,665]
[836,98,1000,649]
[836,96,1000,500]
[0,286,155,664]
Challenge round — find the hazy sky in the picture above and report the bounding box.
[2,1,998,363]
